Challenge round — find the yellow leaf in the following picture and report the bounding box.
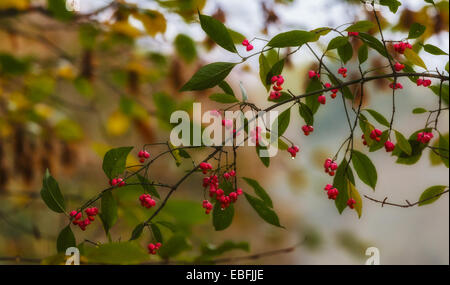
[57,63,75,79]
[110,21,142,38]
[347,179,363,218]
[0,0,29,10]
[34,103,54,120]
[107,111,130,136]
[404,48,427,70]
[133,10,166,37]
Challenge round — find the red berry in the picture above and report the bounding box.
[246,44,254,51]
[318,95,326,105]
[347,198,356,209]
[242,39,249,46]
[384,141,395,152]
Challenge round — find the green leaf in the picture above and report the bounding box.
[40,169,66,213]
[395,130,412,156]
[393,140,426,165]
[101,191,118,234]
[209,93,239,103]
[408,23,426,39]
[359,33,389,58]
[174,34,197,63]
[213,202,234,231]
[337,41,353,64]
[256,145,270,167]
[351,150,377,190]
[102,146,133,180]
[259,53,271,90]
[199,14,236,53]
[272,108,291,137]
[56,225,76,253]
[268,30,315,48]
[347,180,362,218]
[158,234,190,258]
[359,114,376,146]
[137,174,160,199]
[430,84,449,107]
[346,21,374,32]
[129,223,145,241]
[265,59,285,86]
[47,0,74,21]
[438,133,449,167]
[423,44,448,55]
[244,193,282,227]
[150,223,163,243]
[358,44,369,64]
[298,102,314,126]
[334,159,355,213]
[180,62,236,91]
[218,81,235,96]
[156,220,177,233]
[404,48,427,69]
[327,36,348,50]
[380,0,401,13]
[228,29,246,44]
[85,242,149,265]
[364,109,390,127]
[305,77,323,114]
[412,107,428,114]
[242,177,273,208]
[418,185,448,206]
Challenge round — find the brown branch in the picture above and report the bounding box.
[364,189,449,208]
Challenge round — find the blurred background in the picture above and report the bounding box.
[0,0,448,265]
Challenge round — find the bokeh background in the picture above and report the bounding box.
[0,0,449,264]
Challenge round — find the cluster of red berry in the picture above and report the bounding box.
[369,129,383,142]
[202,170,242,211]
[389,82,403,89]
[338,67,347,78]
[199,162,213,174]
[287,145,299,158]
[347,198,356,209]
[394,62,405,71]
[301,125,314,136]
[324,184,339,200]
[242,39,254,51]
[109,177,126,187]
[70,207,98,231]
[417,131,434,144]
[416,78,432,87]
[138,150,150,163]
[147,242,162,255]
[308,70,320,79]
[223,170,236,180]
[384,140,396,152]
[393,42,412,54]
[202,200,213,214]
[324,158,338,176]
[270,75,285,100]
[139,194,156,209]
